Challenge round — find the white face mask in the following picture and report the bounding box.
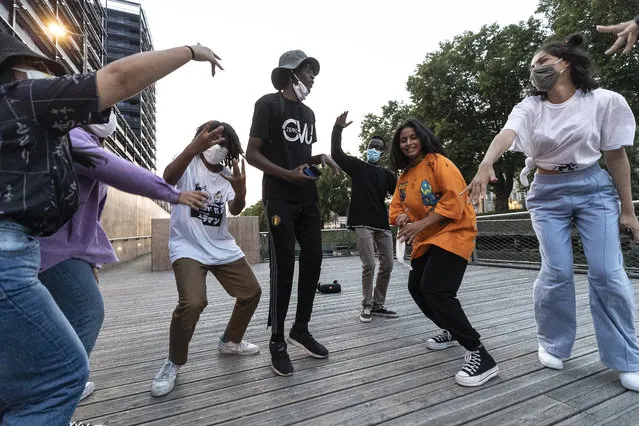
[292,74,309,101]
[12,67,52,80]
[87,112,117,138]
[202,144,229,165]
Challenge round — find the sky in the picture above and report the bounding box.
[133,0,540,207]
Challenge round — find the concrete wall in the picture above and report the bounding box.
[101,187,170,266]
[151,216,261,271]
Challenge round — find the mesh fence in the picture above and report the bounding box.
[257,201,639,278]
[259,228,361,263]
[474,201,639,278]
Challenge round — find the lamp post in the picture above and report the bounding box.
[46,22,88,73]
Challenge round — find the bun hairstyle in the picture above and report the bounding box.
[564,33,584,47]
[531,32,600,97]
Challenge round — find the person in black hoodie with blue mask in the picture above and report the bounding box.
[331,111,398,323]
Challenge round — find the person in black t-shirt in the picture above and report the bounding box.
[0,32,221,425]
[246,50,340,377]
[332,111,398,323]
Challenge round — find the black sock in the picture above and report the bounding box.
[270,333,285,343]
[292,322,308,333]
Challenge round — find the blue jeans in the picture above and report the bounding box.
[527,164,639,371]
[0,220,89,425]
[39,259,104,357]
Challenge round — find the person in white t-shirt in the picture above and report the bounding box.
[464,34,639,392]
[150,121,262,397]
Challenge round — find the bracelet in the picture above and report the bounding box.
[185,45,195,60]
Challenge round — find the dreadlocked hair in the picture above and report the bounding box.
[195,120,244,168]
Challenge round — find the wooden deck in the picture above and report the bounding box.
[74,255,639,425]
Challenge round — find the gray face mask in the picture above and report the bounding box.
[530,58,564,92]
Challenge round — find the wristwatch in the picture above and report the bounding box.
[635,14,639,25]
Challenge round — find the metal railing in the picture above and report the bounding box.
[257,201,639,278]
[473,201,639,278]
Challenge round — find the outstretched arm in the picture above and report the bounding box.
[96,44,222,110]
[461,129,516,205]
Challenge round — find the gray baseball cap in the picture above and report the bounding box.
[271,50,320,90]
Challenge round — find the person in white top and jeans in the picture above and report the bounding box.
[464,33,639,392]
[150,120,262,397]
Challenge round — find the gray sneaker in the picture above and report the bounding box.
[150,359,179,397]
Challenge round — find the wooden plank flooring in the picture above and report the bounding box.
[73,255,639,425]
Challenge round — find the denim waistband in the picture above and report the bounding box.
[0,219,29,234]
[533,163,604,185]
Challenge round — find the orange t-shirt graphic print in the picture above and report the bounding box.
[389,153,477,261]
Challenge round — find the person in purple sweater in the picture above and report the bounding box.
[37,113,210,401]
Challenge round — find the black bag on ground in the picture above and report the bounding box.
[317,280,341,294]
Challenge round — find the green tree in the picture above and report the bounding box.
[316,166,352,226]
[406,19,547,211]
[359,100,413,169]
[537,0,639,198]
[240,201,267,232]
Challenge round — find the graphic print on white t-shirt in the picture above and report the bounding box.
[190,181,224,227]
[168,156,244,266]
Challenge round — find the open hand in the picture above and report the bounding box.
[335,111,353,129]
[189,43,224,76]
[177,190,209,210]
[320,154,342,174]
[189,121,225,155]
[461,162,498,205]
[596,19,639,54]
[220,159,247,191]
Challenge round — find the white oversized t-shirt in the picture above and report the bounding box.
[504,89,636,173]
[169,156,244,265]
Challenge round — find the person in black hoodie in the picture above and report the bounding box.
[331,111,398,323]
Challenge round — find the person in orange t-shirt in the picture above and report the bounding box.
[389,118,498,387]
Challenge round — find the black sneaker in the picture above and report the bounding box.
[287,328,329,359]
[269,340,294,377]
[426,329,457,350]
[371,306,398,318]
[454,346,499,387]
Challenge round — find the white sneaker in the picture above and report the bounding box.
[218,337,260,355]
[538,346,563,370]
[150,359,179,397]
[620,372,639,391]
[80,381,95,401]
[359,307,372,323]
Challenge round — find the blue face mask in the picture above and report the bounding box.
[366,148,381,163]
